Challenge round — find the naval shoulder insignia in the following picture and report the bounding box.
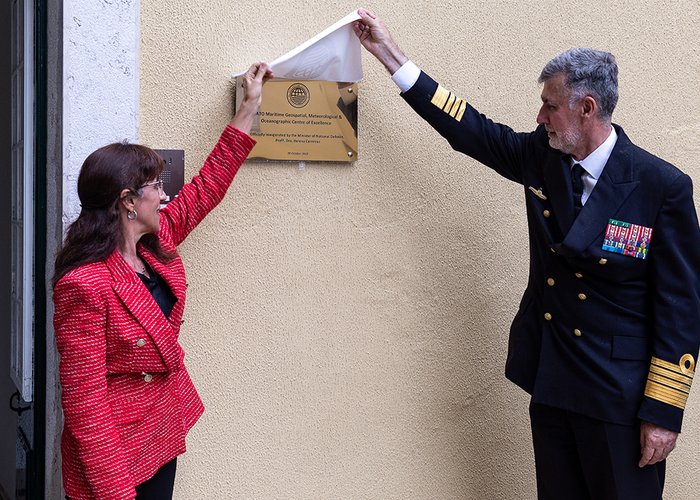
[528,186,547,200]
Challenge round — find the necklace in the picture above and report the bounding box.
[134,262,147,275]
[121,252,147,275]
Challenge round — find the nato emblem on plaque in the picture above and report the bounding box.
[602,219,653,259]
[287,83,310,108]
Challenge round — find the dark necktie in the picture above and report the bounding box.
[571,163,585,216]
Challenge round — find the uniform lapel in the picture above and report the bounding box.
[562,126,639,254]
[106,250,184,372]
[543,152,575,236]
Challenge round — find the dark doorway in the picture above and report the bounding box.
[3,0,49,498]
[0,0,18,495]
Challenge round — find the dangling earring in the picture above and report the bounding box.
[127,209,138,221]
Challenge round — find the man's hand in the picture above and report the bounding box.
[352,8,408,75]
[639,421,678,467]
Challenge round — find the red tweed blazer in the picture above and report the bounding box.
[53,126,255,499]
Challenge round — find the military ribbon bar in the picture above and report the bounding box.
[602,219,653,260]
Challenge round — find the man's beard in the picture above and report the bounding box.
[549,125,582,155]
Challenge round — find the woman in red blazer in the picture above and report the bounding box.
[52,62,271,500]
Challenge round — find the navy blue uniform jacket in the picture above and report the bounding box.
[402,71,700,432]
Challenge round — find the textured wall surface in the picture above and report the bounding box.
[140,1,700,498]
[63,0,140,227]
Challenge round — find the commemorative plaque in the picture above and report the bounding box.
[234,78,358,162]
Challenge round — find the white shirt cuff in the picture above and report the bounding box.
[391,61,421,93]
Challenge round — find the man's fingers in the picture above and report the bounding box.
[357,8,378,26]
[360,7,377,19]
[638,421,678,467]
[352,21,363,37]
[659,441,676,462]
[352,20,374,45]
[639,441,675,467]
[638,445,655,467]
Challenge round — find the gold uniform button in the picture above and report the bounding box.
[574,329,582,337]
[143,373,153,383]
[136,339,146,347]
[544,313,553,321]
[547,278,555,286]
[543,210,551,218]
[599,258,608,265]
[578,293,587,301]
[575,272,583,279]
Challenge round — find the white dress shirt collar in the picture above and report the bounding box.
[573,127,618,180]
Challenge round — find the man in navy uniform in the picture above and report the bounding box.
[354,8,700,499]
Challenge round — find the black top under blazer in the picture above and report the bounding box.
[402,71,700,433]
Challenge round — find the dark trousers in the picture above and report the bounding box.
[65,458,177,500]
[135,458,177,500]
[529,402,665,500]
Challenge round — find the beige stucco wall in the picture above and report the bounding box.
[140,1,700,498]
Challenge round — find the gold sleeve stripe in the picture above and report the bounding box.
[649,364,692,386]
[443,93,456,113]
[431,84,468,121]
[645,380,689,409]
[647,372,691,393]
[645,355,697,409]
[455,100,467,121]
[449,99,463,118]
[431,85,450,110]
[651,356,695,379]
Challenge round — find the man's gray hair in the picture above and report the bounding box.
[539,48,618,121]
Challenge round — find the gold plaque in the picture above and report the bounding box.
[234,78,358,162]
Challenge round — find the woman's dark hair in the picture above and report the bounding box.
[52,142,175,287]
